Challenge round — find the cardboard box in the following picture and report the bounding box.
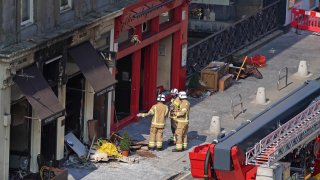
[201,61,229,91]
[219,74,233,92]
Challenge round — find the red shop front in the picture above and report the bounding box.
[111,0,189,132]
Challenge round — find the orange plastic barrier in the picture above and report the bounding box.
[291,8,320,32]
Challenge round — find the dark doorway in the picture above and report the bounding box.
[139,48,146,111]
[9,100,32,172]
[41,85,58,163]
[65,74,85,138]
[115,55,132,120]
[93,94,108,137]
[41,121,57,162]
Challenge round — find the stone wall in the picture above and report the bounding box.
[0,0,119,49]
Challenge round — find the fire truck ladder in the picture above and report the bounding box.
[245,99,320,167]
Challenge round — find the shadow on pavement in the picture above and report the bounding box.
[185,131,207,151]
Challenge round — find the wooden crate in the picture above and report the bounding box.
[201,62,229,91]
[219,74,233,92]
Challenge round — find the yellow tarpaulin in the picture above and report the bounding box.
[96,139,122,158]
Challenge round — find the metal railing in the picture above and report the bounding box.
[187,1,280,76]
[277,67,288,90]
[231,94,244,120]
[245,100,320,166]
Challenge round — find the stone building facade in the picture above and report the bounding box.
[0,0,132,179]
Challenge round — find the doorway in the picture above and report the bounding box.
[9,100,32,173]
[41,121,57,162]
[65,74,85,139]
[115,55,132,121]
[139,48,146,111]
[93,94,108,137]
[41,85,59,163]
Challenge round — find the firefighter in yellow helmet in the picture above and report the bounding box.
[137,94,168,151]
[168,88,181,145]
[172,91,190,152]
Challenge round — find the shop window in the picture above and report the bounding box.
[43,56,63,87]
[141,21,151,40]
[117,31,129,44]
[142,21,150,33]
[60,0,72,12]
[21,0,34,26]
[11,100,30,126]
[96,31,111,51]
[160,10,172,24]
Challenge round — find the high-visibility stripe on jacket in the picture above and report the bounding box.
[176,99,190,123]
[141,102,168,127]
[169,97,181,119]
[171,97,181,111]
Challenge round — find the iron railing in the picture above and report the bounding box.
[187,1,280,75]
[277,67,288,90]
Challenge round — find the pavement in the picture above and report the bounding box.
[67,29,320,180]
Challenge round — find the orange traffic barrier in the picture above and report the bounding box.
[291,8,320,32]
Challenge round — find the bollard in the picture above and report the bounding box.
[255,87,269,105]
[297,60,308,77]
[204,116,221,137]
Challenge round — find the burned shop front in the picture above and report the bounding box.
[8,38,116,177]
[10,63,65,175]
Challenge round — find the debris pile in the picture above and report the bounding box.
[90,139,122,162]
[187,54,267,98]
[229,55,265,80]
[64,132,160,168]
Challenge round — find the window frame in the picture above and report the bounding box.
[20,0,34,26]
[60,0,72,12]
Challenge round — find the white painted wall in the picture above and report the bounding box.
[83,81,94,144]
[107,26,115,138]
[56,85,66,161]
[157,35,172,90]
[30,112,41,173]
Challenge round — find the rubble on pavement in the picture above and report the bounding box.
[63,132,157,168]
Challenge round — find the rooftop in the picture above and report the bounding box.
[0,0,139,60]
